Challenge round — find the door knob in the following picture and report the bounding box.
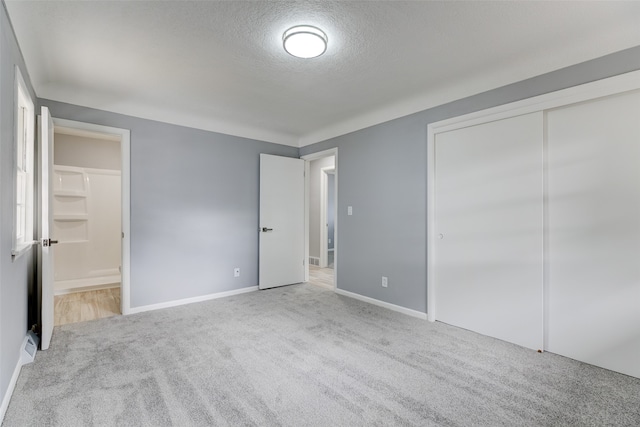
[262,227,273,232]
[42,239,59,247]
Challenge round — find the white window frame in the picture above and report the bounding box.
[12,66,35,258]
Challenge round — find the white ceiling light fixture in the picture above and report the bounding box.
[283,25,328,59]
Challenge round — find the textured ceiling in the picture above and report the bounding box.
[5,1,640,147]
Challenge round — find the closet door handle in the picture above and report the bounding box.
[261,227,273,232]
[42,239,59,247]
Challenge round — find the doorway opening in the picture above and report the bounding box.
[50,121,128,326]
[302,149,337,290]
[321,167,335,269]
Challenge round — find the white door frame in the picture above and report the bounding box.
[39,107,54,350]
[301,148,338,287]
[319,166,335,268]
[51,118,132,315]
[426,69,640,323]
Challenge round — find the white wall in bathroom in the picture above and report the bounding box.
[53,132,121,293]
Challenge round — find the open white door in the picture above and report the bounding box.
[259,154,305,289]
[38,106,56,350]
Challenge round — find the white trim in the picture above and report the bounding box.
[542,110,551,351]
[319,166,334,268]
[36,51,640,149]
[426,69,640,324]
[298,68,640,147]
[301,148,338,290]
[54,280,120,296]
[51,117,132,315]
[0,344,25,424]
[10,241,36,258]
[335,288,427,320]
[54,125,121,141]
[319,167,327,268]
[128,286,258,315]
[301,148,339,162]
[38,85,299,147]
[429,70,640,136]
[303,161,310,282]
[13,66,35,259]
[427,123,436,323]
[54,164,121,176]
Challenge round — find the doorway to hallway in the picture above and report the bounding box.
[302,148,338,289]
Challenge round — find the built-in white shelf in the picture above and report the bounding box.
[54,215,89,222]
[54,190,87,198]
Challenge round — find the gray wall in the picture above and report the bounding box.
[0,1,37,409]
[300,46,640,313]
[41,100,298,308]
[308,156,334,258]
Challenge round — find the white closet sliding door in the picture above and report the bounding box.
[434,112,544,350]
[547,90,640,378]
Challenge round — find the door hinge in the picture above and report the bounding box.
[122,232,124,238]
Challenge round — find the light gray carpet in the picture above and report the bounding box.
[4,283,640,426]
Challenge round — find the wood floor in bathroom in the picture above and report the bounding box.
[54,287,121,326]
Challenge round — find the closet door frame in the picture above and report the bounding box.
[426,69,640,324]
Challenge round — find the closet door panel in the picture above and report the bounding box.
[435,112,543,350]
[547,90,640,378]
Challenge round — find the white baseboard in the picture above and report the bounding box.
[335,288,427,320]
[0,342,26,424]
[55,274,121,292]
[54,283,120,296]
[127,286,258,315]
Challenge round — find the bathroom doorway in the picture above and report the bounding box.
[51,125,123,326]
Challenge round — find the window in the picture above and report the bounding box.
[12,67,35,258]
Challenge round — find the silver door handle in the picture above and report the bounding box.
[42,239,59,247]
[261,227,273,232]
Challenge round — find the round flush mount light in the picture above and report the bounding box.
[283,25,328,59]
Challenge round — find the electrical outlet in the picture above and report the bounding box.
[234,268,240,277]
[382,276,388,288]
